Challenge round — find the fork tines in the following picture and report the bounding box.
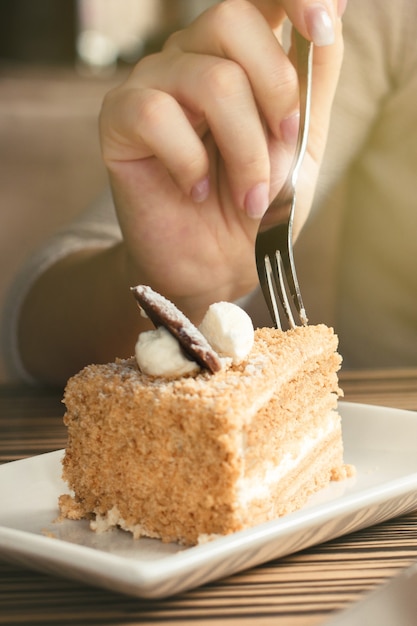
[261,246,308,330]
[256,212,308,330]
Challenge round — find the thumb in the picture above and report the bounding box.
[250,0,347,46]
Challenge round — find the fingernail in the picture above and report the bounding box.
[191,176,210,203]
[244,182,269,219]
[280,112,300,145]
[337,0,348,17]
[305,4,335,46]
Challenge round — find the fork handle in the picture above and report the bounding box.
[291,32,313,188]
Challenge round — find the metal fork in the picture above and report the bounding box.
[255,31,313,329]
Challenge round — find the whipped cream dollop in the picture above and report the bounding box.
[134,292,254,377]
[198,302,254,364]
[135,326,199,377]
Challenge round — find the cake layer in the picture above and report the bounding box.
[60,324,346,545]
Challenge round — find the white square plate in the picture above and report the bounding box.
[1,402,417,598]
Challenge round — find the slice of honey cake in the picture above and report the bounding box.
[59,285,350,545]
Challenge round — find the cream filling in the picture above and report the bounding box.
[91,506,161,540]
[237,411,339,507]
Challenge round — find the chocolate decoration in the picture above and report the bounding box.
[131,285,222,374]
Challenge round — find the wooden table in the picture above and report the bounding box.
[1,369,417,625]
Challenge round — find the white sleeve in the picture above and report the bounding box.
[1,188,121,383]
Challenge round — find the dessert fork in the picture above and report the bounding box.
[255,31,313,329]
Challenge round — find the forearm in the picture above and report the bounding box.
[18,243,151,385]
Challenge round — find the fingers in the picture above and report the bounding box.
[170,0,299,136]
[100,83,210,202]
[101,51,275,216]
[100,0,344,222]
[101,0,299,218]
[162,3,300,216]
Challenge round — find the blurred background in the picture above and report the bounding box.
[0,0,217,70]
[0,0,215,382]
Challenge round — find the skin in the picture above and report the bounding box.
[18,0,345,385]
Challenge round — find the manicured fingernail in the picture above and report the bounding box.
[244,182,269,219]
[191,176,210,203]
[305,4,335,46]
[280,112,300,145]
[337,0,348,17]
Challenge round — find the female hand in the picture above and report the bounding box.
[99,0,344,322]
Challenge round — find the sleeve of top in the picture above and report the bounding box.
[1,188,121,383]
